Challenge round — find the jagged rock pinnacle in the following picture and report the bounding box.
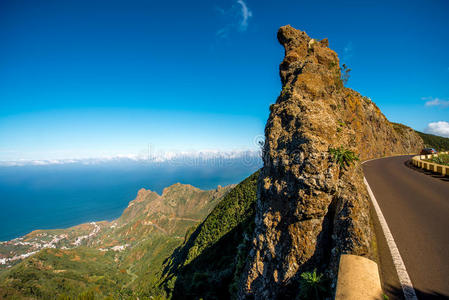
[239,25,422,299]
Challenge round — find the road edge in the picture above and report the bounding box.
[363,174,418,300]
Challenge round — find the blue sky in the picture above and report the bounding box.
[1,0,448,161]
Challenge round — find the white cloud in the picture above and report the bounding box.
[422,97,449,108]
[0,150,261,167]
[215,0,252,38]
[237,0,252,31]
[424,121,449,137]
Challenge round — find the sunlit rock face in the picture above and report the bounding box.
[239,25,423,299]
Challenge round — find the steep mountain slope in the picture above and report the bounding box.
[159,171,259,299]
[0,183,232,299]
[415,130,449,151]
[238,25,423,299]
[391,122,449,151]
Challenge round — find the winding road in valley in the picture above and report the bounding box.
[363,155,449,300]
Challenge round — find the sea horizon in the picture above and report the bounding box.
[0,155,261,241]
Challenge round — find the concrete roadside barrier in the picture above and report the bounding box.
[411,151,449,176]
[335,254,383,300]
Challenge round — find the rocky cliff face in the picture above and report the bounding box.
[239,25,423,299]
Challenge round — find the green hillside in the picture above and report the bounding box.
[390,122,449,151]
[0,247,128,299]
[160,171,260,299]
[415,130,449,151]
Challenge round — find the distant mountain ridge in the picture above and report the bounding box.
[415,130,449,151]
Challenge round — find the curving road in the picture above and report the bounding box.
[363,155,449,300]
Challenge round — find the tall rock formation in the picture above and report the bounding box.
[239,25,423,299]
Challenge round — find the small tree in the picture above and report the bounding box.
[341,64,351,85]
[256,136,266,160]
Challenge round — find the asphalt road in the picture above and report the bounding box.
[363,155,449,300]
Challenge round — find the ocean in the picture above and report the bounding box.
[0,158,261,241]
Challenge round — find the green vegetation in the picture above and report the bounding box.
[121,234,183,298]
[415,131,449,151]
[280,84,291,98]
[329,62,350,90]
[427,153,449,166]
[336,120,346,132]
[298,269,329,300]
[337,120,346,127]
[56,291,114,300]
[340,64,351,85]
[161,171,260,299]
[328,61,338,70]
[0,248,129,299]
[0,235,188,299]
[329,146,359,168]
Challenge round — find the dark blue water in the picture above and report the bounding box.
[0,159,261,241]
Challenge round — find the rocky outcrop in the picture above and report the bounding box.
[239,25,423,299]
